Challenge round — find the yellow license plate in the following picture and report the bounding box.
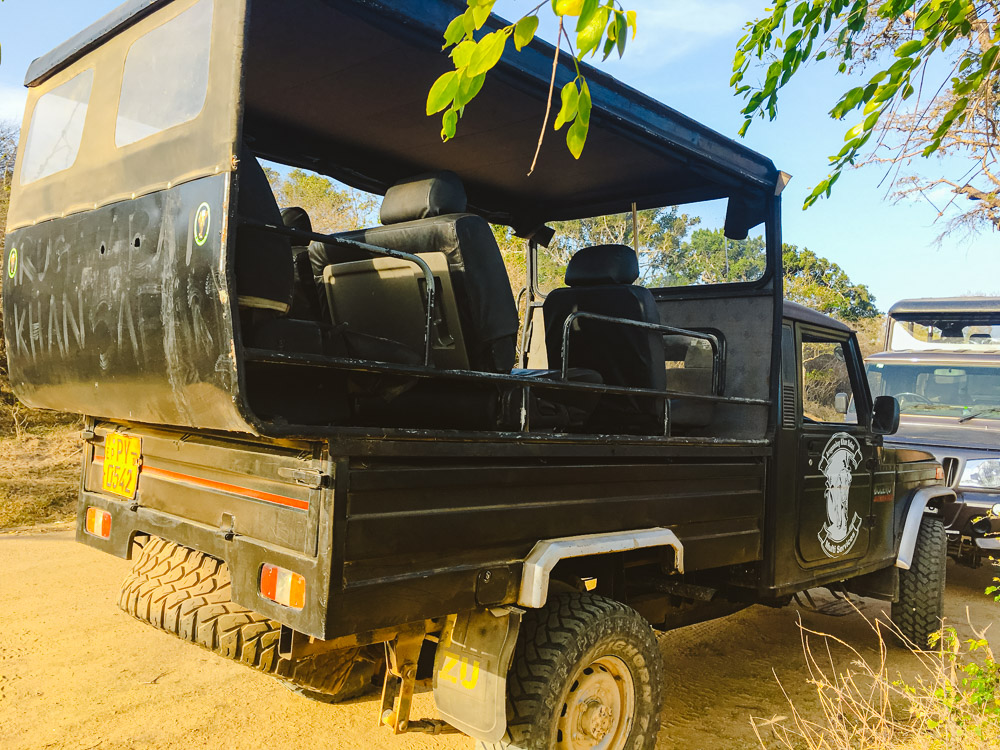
[102,433,142,499]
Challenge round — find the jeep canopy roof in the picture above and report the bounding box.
[19,0,782,234]
[889,297,1000,321]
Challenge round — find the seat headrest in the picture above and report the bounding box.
[281,207,312,246]
[380,171,467,225]
[565,244,639,286]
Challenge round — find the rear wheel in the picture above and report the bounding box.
[489,592,662,750]
[892,515,947,647]
[119,535,380,700]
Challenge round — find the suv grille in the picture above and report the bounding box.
[943,457,959,486]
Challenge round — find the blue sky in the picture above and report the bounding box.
[1,0,996,310]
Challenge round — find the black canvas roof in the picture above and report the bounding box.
[889,297,1000,320]
[783,300,852,333]
[25,0,782,230]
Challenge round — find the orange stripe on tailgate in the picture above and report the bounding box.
[93,453,309,511]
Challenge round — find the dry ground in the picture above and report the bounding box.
[0,424,81,529]
[0,528,997,750]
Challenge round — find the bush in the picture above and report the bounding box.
[753,609,1000,749]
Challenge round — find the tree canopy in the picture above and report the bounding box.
[733,1,999,230]
[430,2,997,233]
[533,219,879,321]
[263,167,377,234]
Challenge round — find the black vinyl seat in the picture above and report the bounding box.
[310,171,519,373]
[236,158,418,365]
[282,206,324,321]
[235,153,295,316]
[543,244,665,433]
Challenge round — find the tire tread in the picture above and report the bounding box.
[119,535,375,698]
[892,515,947,646]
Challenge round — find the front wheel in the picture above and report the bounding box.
[491,592,663,750]
[892,515,946,647]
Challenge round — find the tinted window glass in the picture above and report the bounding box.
[116,0,214,147]
[889,318,1000,352]
[801,336,859,425]
[866,362,1000,418]
[19,70,93,184]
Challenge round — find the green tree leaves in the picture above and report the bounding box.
[514,15,539,50]
[555,78,592,157]
[426,71,460,115]
[732,0,999,212]
[430,0,637,170]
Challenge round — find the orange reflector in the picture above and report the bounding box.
[85,507,112,538]
[260,564,305,610]
[935,466,945,480]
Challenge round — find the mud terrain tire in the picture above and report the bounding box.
[119,535,380,700]
[892,515,946,647]
[485,592,662,750]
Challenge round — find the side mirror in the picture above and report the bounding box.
[872,395,900,436]
[835,392,848,414]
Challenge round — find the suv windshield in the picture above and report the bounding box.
[865,362,1000,419]
[889,318,1000,353]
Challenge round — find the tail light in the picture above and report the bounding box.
[260,564,306,610]
[85,507,112,538]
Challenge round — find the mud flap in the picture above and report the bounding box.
[432,606,522,742]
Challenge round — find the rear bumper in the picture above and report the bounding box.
[76,489,331,639]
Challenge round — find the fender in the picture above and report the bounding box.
[896,486,956,570]
[518,527,684,609]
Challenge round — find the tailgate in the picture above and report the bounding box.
[77,421,333,636]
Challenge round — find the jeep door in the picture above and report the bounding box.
[794,324,876,567]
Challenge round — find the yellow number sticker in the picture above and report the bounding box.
[101,433,142,500]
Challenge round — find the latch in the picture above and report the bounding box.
[278,467,329,489]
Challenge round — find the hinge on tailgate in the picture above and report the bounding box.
[278,467,329,489]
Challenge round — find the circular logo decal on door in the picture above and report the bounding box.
[194,203,211,246]
[818,432,864,558]
[7,247,17,279]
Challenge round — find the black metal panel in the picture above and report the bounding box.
[340,458,765,583]
[3,176,250,432]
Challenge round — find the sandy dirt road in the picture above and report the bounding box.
[1,528,997,750]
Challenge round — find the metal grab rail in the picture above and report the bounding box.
[244,347,767,405]
[559,312,724,393]
[238,218,437,366]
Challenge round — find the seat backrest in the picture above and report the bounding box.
[543,244,665,430]
[280,207,324,321]
[323,252,470,369]
[310,172,519,372]
[235,154,293,314]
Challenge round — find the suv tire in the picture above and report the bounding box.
[892,515,946,646]
[483,592,662,750]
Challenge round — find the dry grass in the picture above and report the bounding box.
[0,422,82,529]
[752,610,1000,750]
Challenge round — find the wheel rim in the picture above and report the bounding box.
[556,655,636,749]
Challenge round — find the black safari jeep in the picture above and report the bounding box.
[860,298,1000,567]
[3,0,955,747]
